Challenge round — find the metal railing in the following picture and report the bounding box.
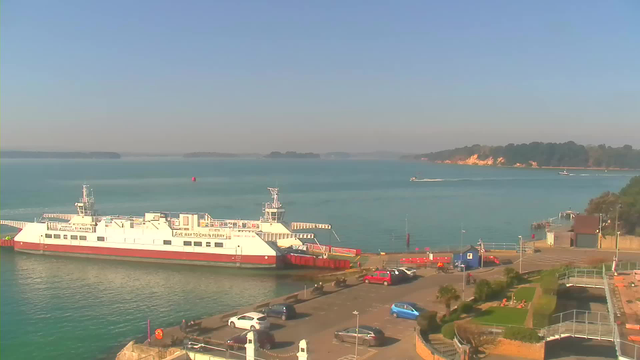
[544,310,614,341]
[557,268,604,288]
[602,266,640,360]
[482,242,534,252]
[185,341,265,360]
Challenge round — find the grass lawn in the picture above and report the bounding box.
[514,286,537,302]
[473,306,528,326]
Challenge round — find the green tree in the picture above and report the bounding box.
[437,284,461,317]
[503,268,522,287]
[474,279,493,301]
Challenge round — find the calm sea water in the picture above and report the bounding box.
[1,158,638,359]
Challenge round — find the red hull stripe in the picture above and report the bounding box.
[14,241,278,265]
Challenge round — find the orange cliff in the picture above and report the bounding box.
[433,154,506,166]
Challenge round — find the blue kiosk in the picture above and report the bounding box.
[453,245,481,270]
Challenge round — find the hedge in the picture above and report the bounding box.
[457,301,474,314]
[441,322,456,340]
[503,326,542,343]
[532,294,557,328]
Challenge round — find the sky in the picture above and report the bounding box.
[1,1,639,154]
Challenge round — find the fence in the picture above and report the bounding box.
[544,310,614,341]
[602,266,640,360]
[482,242,534,252]
[557,268,604,288]
[185,341,264,360]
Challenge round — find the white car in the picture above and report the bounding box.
[228,312,270,330]
[399,267,417,277]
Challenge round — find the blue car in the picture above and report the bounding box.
[390,302,426,320]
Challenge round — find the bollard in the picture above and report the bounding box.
[246,330,256,360]
[304,285,307,299]
[297,339,308,360]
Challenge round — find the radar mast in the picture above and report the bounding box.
[75,185,95,216]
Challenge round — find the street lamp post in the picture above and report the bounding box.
[462,264,466,301]
[614,205,620,261]
[518,236,523,273]
[353,310,359,359]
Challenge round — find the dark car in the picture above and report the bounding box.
[261,303,297,320]
[334,325,385,347]
[227,329,276,350]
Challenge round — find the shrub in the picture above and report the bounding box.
[532,294,557,328]
[441,322,456,340]
[503,268,522,287]
[417,311,440,333]
[458,301,474,314]
[503,327,542,343]
[440,312,461,325]
[474,279,493,301]
[491,280,508,299]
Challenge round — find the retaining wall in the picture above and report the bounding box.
[599,235,640,251]
[487,338,545,360]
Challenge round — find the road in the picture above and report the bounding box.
[190,248,639,360]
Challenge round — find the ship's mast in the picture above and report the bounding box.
[75,184,95,216]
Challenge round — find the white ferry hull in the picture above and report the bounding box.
[14,240,281,268]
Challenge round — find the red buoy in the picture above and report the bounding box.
[191,177,196,182]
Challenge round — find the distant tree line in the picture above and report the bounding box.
[409,141,640,169]
[1,151,121,159]
[585,176,640,236]
[264,151,320,159]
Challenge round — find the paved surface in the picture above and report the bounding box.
[182,247,640,360]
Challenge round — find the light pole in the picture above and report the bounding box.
[353,310,359,359]
[518,236,523,273]
[614,205,620,261]
[461,264,466,301]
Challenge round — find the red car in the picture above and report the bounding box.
[363,270,395,286]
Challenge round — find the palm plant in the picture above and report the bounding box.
[437,284,461,317]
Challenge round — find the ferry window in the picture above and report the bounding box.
[79,235,87,240]
[97,236,105,241]
[215,242,223,248]
[206,242,211,247]
[53,234,61,239]
[194,241,202,247]
[45,234,53,238]
[183,217,189,226]
[63,235,68,239]
[183,241,192,246]
[71,235,78,240]
[163,240,172,245]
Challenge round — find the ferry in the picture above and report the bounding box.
[2,186,344,268]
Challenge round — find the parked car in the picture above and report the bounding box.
[334,325,386,347]
[398,267,417,277]
[390,302,426,319]
[388,268,408,282]
[227,330,276,350]
[363,270,394,286]
[261,303,297,320]
[228,312,270,330]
